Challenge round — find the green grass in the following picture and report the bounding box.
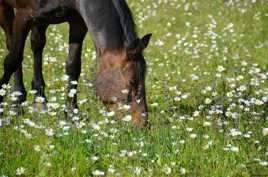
[0,0,268,176]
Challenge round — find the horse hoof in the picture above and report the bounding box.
[10,104,25,116]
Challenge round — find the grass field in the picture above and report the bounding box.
[0,0,268,176]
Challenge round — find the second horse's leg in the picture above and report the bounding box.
[31,24,48,111]
[0,4,14,117]
[65,19,87,115]
[0,4,27,114]
[0,10,31,107]
[0,3,14,50]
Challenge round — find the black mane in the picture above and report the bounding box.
[112,0,147,90]
[111,0,137,45]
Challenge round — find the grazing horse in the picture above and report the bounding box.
[0,0,151,127]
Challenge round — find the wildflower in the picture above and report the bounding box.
[186,127,193,132]
[73,109,79,114]
[0,89,6,96]
[205,86,212,92]
[70,80,78,85]
[217,66,225,72]
[203,121,211,127]
[23,119,36,127]
[262,128,268,136]
[92,123,100,130]
[191,74,199,81]
[72,116,80,122]
[229,129,242,137]
[122,115,132,122]
[169,86,177,91]
[193,111,200,117]
[68,89,77,98]
[259,161,267,167]
[162,165,172,175]
[16,167,25,176]
[230,146,239,152]
[181,94,189,99]
[179,140,185,144]
[203,135,210,139]
[45,128,54,137]
[127,151,135,157]
[29,90,37,95]
[108,165,116,174]
[190,133,197,139]
[238,85,247,91]
[34,145,41,152]
[45,162,51,167]
[151,103,158,107]
[174,97,181,101]
[121,104,130,111]
[71,167,76,173]
[180,167,186,175]
[35,96,45,103]
[92,170,105,176]
[49,144,55,150]
[133,167,142,175]
[106,111,115,117]
[226,92,233,98]
[91,156,99,161]
[205,98,212,104]
[255,99,264,106]
[61,74,69,81]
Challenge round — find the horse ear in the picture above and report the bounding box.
[127,38,141,55]
[140,33,152,50]
[127,34,152,56]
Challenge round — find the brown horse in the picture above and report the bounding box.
[0,0,152,128]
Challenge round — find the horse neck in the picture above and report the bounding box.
[78,0,128,53]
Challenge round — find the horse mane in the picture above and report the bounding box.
[111,0,137,45]
[111,0,147,92]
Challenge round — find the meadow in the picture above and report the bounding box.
[0,0,268,176]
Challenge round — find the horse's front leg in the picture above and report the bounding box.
[12,66,27,114]
[30,24,48,112]
[65,19,87,115]
[0,9,32,116]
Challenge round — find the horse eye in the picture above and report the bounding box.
[127,53,135,60]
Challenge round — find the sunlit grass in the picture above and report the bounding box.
[0,0,268,176]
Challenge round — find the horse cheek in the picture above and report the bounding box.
[96,69,126,104]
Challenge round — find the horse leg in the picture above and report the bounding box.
[31,24,48,111]
[65,20,87,114]
[0,4,14,50]
[0,10,31,108]
[12,66,27,114]
[0,4,13,117]
[0,4,27,114]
